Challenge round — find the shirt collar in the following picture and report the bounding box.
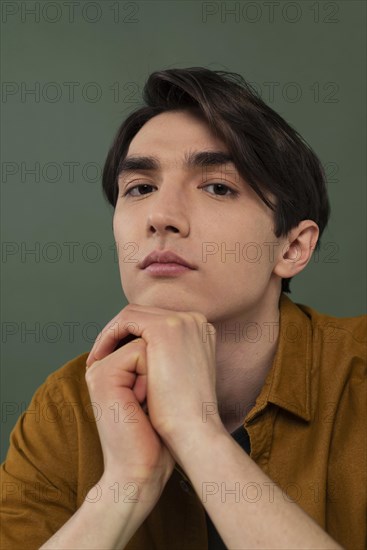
[245,293,312,423]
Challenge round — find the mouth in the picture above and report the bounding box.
[139,250,197,270]
[143,263,194,276]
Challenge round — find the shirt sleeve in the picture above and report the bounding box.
[0,378,79,549]
[326,352,367,549]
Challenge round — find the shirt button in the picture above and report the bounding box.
[180,479,191,493]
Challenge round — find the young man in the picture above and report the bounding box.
[1,67,365,549]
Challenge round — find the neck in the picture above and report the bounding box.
[212,287,281,434]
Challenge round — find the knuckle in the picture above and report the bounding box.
[192,311,208,324]
[133,337,145,347]
[164,315,184,328]
[163,311,209,331]
[206,321,216,333]
[85,359,101,378]
[93,332,101,343]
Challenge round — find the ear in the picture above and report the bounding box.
[273,220,320,279]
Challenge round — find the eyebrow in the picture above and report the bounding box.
[117,150,237,178]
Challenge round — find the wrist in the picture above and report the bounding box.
[71,474,161,549]
[94,472,162,510]
[166,418,228,463]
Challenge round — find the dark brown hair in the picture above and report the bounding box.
[102,67,330,293]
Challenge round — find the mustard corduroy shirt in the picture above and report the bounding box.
[1,294,366,549]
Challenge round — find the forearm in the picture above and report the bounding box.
[175,426,342,549]
[39,474,160,550]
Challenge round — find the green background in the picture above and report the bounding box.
[1,0,366,462]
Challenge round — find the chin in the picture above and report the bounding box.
[127,290,202,312]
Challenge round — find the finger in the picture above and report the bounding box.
[86,312,130,366]
[86,305,168,366]
[86,337,147,379]
[132,373,147,404]
[86,326,143,368]
[87,312,145,367]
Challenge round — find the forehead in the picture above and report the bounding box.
[122,110,238,177]
[128,110,228,155]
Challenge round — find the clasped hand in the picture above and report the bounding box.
[85,303,222,476]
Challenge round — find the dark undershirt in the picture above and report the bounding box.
[205,425,251,549]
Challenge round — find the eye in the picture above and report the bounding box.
[122,183,155,197]
[121,182,239,198]
[203,183,238,197]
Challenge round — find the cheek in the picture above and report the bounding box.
[208,236,278,287]
[113,217,136,248]
[207,217,271,265]
[112,230,139,278]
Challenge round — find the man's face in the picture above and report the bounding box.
[113,109,284,323]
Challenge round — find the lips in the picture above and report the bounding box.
[139,250,197,270]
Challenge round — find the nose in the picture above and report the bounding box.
[146,183,190,237]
